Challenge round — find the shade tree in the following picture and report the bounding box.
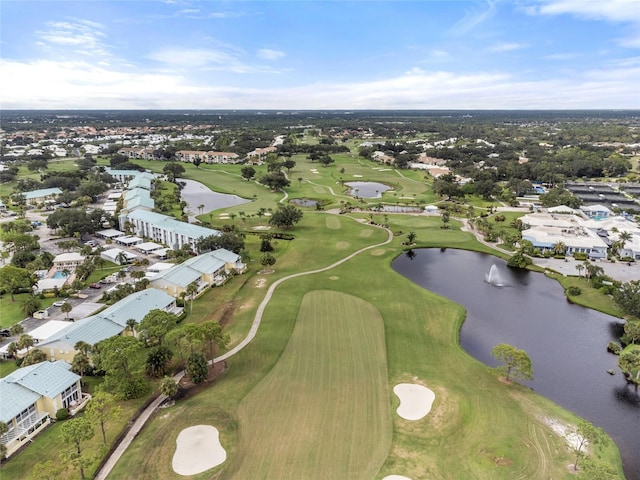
[491,343,533,382]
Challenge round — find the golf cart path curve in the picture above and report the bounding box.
[95,219,393,480]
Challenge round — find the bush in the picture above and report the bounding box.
[55,408,69,421]
[507,253,532,269]
[573,252,588,261]
[607,341,622,355]
[567,286,582,296]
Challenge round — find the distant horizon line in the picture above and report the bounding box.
[2,108,639,112]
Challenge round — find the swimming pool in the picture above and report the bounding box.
[52,271,69,279]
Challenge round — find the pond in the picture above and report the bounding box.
[392,249,640,478]
[344,181,391,198]
[178,179,250,221]
[290,198,319,208]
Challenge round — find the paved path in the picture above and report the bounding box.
[95,218,393,480]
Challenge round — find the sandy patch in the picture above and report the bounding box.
[329,276,339,280]
[379,168,392,171]
[336,241,350,250]
[352,174,363,177]
[383,476,412,480]
[252,225,272,230]
[370,248,386,256]
[255,278,266,288]
[172,425,226,476]
[393,383,436,421]
[542,417,584,451]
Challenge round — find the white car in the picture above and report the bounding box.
[53,301,66,307]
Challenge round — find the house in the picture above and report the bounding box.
[117,147,144,159]
[120,210,221,251]
[101,247,138,265]
[19,187,63,205]
[0,361,88,458]
[52,252,86,272]
[150,248,245,298]
[175,150,241,164]
[246,146,277,164]
[36,289,180,362]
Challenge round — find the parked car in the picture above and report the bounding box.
[89,283,102,289]
[52,301,66,307]
[0,329,11,337]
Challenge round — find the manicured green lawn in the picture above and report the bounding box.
[0,294,60,328]
[108,212,622,479]
[0,359,19,378]
[234,290,391,479]
[549,274,624,317]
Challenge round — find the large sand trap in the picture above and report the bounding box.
[172,425,226,476]
[393,383,436,420]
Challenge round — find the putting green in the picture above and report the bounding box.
[234,290,391,479]
[326,215,342,229]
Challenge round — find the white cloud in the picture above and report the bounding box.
[528,0,640,48]
[450,0,497,35]
[257,48,285,60]
[488,42,528,52]
[2,57,638,110]
[147,46,286,73]
[530,0,640,23]
[36,20,111,57]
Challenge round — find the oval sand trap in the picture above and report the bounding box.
[383,476,412,480]
[172,425,226,476]
[393,383,435,421]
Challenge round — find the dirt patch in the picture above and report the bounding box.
[176,362,227,401]
[329,276,339,280]
[259,269,275,275]
[493,456,513,467]
[218,302,234,328]
[370,249,386,256]
[255,278,267,288]
[336,241,350,250]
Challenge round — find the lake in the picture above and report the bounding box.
[392,248,640,478]
[178,178,249,221]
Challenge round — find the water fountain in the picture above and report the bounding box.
[485,264,503,286]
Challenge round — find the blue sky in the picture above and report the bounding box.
[1,0,639,109]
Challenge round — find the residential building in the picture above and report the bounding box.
[36,289,180,362]
[150,248,245,297]
[176,150,241,164]
[0,361,88,458]
[52,252,86,272]
[120,210,220,251]
[19,187,63,205]
[581,204,613,219]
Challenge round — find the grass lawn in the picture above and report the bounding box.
[107,211,622,479]
[0,293,60,328]
[549,274,624,318]
[0,359,19,378]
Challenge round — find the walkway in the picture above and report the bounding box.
[94,219,393,480]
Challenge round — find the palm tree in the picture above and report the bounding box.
[575,264,584,277]
[9,324,24,338]
[197,204,204,215]
[185,281,199,314]
[74,340,92,356]
[6,341,19,359]
[61,302,73,320]
[126,318,137,336]
[552,242,566,256]
[18,334,34,353]
[115,251,128,266]
[619,231,632,253]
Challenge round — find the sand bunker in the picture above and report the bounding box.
[172,425,226,476]
[383,476,412,480]
[393,383,435,420]
[352,174,363,177]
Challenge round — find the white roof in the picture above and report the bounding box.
[53,252,85,263]
[98,228,125,238]
[135,242,163,252]
[35,278,67,292]
[25,320,71,341]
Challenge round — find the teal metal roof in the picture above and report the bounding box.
[23,187,62,200]
[0,382,41,423]
[182,252,226,274]
[0,361,79,422]
[127,210,220,240]
[100,288,175,327]
[39,316,124,348]
[105,167,140,177]
[128,175,152,190]
[5,361,79,398]
[151,264,201,288]
[210,248,240,264]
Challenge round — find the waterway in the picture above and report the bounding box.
[392,248,640,478]
[178,178,250,221]
[344,181,390,198]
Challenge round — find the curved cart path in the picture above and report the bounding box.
[95,219,393,480]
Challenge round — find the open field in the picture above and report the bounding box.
[107,211,623,479]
